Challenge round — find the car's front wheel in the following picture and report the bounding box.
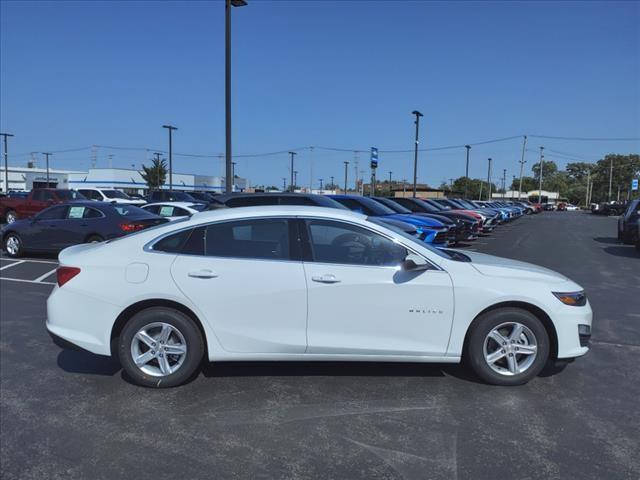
[118,307,204,388]
[3,233,23,258]
[5,210,18,224]
[466,308,549,386]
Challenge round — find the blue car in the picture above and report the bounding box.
[328,195,450,246]
[1,201,168,258]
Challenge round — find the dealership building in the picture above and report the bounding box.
[1,166,247,194]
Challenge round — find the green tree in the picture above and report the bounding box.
[140,158,167,191]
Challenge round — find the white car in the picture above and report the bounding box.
[77,188,146,206]
[141,202,207,221]
[46,206,592,388]
[565,204,579,211]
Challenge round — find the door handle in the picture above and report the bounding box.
[188,269,218,279]
[311,274,341,284]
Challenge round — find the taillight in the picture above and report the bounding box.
[119,223,146,232]
[57,267,81,287]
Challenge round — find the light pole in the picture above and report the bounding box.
[388,171,393,196]
[153,152,163,190]
[486,158,492,200]
[0,132,14,193]
[502,169,506,199]
[42,152,52,186]
[293,170,298,190]
[518,135,527,200]
[319,178,324,191]
[330,175,334,190]
[608,157,614,201]
[538,146,545,203]
[282,177,286,191]
[225,0,247,194]
[288,151,296,192]
[411,110,423,197]
[162,125,177,191]
[343,161,349,194]
[464,145,470,198]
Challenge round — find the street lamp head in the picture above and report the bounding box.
[288,151,297,156]
[411,110,423,117]
[465,145,471,150]
[162,125,178,131]
[230,0,247,6]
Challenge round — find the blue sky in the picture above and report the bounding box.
[1,0,639,188]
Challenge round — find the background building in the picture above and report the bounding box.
[0,166,83,192]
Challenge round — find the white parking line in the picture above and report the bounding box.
[0,277,55,286]
[0,260,25,271]
[33,268,58,283]
[0,256,58,265]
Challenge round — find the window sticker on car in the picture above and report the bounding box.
[68,206,85,219]
[159,206,174,217]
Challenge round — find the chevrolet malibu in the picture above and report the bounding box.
[46,206,592,388]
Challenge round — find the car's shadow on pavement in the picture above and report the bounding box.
[57,350,121,376]
[201,361,487,384]
[602,245,639,258]
[593,237,621,244]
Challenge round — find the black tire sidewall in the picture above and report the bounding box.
[118,307,204,388]
[467,308,550,386]
[4,233,23,258]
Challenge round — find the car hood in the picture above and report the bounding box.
[462,250,569,283]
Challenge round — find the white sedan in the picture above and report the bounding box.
[141,202,207,221]
[46,206,592,388]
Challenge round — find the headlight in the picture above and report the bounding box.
[552,291,587,306]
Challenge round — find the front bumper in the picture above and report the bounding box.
[554,300,593,359]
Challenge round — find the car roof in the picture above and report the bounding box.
[214,192,325,201]
[189,205,365,224]
[143,202,198,209]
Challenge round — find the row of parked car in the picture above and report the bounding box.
[0,186,542,258]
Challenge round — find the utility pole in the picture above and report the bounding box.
[478,179,483,201]
[293,170,298,190]
[319,178,324,191]
[585,169,591,207]
[353,152,359,195]
[402,179,407,197]
[232,161,237,191]
[502,169,506,199]
[608,157,614,201]
[518,135,527,200]
[389,171,393,196]
[288,151,296,193]
[487,158,492,200]
[162,125,177,191]
[42,152,52,186]
[330,176,334,190]
[464,145,471,198]
[411,110,423,197]
[343,161,349,194]
[225,0,248,194]
[538,146,544,203]
[282,177,286,191]
[0,132,14,194]
[448,178,454,191]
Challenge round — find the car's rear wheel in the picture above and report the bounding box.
[466,308,549,386]
[3,233,23,258]
[85,234,104,243]
[5,210,18,224]
[118,307,204,388]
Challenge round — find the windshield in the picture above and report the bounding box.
[57,190,86,200]
[368,217,455,260]
[103,189,131,199]
[373,197,412,213]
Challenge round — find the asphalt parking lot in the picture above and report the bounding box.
[1,212,639,480]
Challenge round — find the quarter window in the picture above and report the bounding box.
[204,219,290,260]
[305,220,407,267]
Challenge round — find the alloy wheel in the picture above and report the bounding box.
[482,321,538,376]
[6,212,17,224]
[130,322,187,377]
[5,236,20,256]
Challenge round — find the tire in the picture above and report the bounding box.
[3,232,23,258]
[466,308,550,386]
[85,234,104,243]
[118,307,204,388]
[5,210,18,224]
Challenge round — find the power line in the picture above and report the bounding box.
[529,135,640,141]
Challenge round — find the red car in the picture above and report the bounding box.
[0,189,86,224]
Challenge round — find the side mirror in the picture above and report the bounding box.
[401,253,431,272]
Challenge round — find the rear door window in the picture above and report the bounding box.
[204,218,291,260]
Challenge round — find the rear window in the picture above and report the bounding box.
[113,205,156,217]
[103,190,130,199]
